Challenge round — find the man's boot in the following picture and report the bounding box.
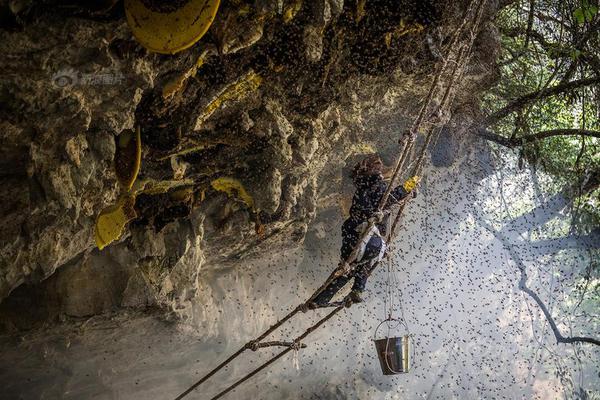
[344,289,363,307]
[299,301,318,313]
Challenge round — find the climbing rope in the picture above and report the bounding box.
[173,1,487,398]
[320,0,488,290]
[373,0,487,376]
[206,306,344,400]
[385,0,486,243]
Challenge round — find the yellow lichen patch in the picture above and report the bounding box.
[114,126,142,191]
[124,0,221,55]
[96,127,143,250]
[395,20,425,37]
[94,194,137,250]
[283,0,302,23]
[384,32,393,49]
[355,0,366,23]
[157,135,250,161]
[169,187,194,202]
[347,142,377,155]
[238,4,251,16]
[210,177,254,209]
[195,70,262,130]
[95,178,195,250]
[162,50,210,99]
[384,20,425,49]
[140,179,195,196]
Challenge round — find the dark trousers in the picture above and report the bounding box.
[313,234,384,305]
[312,262,371,305]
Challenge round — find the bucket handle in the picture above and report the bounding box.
[373,317,410,341]
[373,317,415,374]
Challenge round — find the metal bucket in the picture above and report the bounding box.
[374,335,411,375]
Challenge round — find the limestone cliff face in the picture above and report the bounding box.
[0,0,500,329]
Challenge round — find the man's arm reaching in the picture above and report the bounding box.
[386,175,420,207]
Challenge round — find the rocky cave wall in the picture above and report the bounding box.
[0,0,501,330]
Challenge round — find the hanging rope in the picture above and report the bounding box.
[173,1,487,398]
[385,0,487,244]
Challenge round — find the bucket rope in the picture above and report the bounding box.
[375,1,487,375]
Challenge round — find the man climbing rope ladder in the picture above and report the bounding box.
[307,154,419,309]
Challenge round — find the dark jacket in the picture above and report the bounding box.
[341,174,408,261]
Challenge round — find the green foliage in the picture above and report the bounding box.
[573,0,598,25]
[485,1,600,317]
[485,0,600,236]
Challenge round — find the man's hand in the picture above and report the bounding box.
[403,175,421,192]
[368,210,385,223]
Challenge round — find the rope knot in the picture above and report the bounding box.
[246,340,260,351]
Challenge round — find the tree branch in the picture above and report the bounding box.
[474,215,600,347]
[524,231,600,253]
[519,271,600,346]
[502,25,600,78]
[524,0,535,48]
[478,128,600,147]
[483,77,600,126]
[480,128,600,195]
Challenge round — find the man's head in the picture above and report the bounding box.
[352,154,384,179]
